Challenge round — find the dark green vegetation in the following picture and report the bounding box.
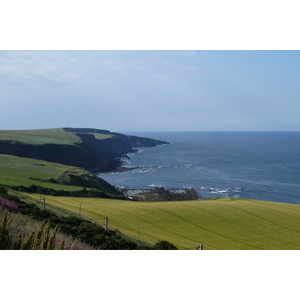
[0,128,168,172]
[154,240,178,250]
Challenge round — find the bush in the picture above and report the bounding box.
[9,185,123,199]
[154,240,178,250]
[0,185,7,194]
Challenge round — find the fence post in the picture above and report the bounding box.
[105,216,108,231]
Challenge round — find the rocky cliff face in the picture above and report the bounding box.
[75,133,135,172]
[124,135,167,147]
[0,140,104,170]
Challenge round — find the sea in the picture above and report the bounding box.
[98,131,300,205]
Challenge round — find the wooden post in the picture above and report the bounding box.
[43,198,45,210]
[105,216,108,231]
[79,204,81,215]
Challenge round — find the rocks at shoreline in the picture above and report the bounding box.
[120,187,201,202]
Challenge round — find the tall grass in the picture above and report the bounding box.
[0,207,99,250]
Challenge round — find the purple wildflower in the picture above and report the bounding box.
[0,197,19,213]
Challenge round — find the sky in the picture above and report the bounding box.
[1,50,300,132]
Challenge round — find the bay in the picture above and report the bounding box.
[98,131,300,204]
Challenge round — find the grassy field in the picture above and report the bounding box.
[90,132,114,140]
[0,128,82,145]
[0,128,114,145]
[26,195,300,250]
[0,154,79,190]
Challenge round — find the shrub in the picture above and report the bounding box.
[0,185,7,194]
[154,240,178,250]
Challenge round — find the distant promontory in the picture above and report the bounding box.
[0,128,169,172]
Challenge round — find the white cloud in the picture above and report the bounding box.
[0,50,205,87]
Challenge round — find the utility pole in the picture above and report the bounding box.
[43,198,46,210]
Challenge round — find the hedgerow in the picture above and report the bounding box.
[9,184,127,200]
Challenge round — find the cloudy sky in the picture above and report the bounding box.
[1,50,299,132]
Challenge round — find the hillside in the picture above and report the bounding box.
[0,154,123,197]
[0,128,168,172]
[26,195,300,250]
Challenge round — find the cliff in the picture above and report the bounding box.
[0,128,169,172]
[63,127,168,147]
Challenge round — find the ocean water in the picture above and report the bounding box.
[99,132,300,204]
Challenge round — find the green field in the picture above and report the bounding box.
[90,132,114,140]
[0,128,114,145]
[27,195,300,250]
[0,128,82,145]
[0,154,79,190]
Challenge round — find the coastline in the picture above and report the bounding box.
[96,166,139,174]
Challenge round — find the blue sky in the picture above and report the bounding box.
[1,50,300,131]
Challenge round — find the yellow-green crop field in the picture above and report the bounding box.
[27,195,300,250]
